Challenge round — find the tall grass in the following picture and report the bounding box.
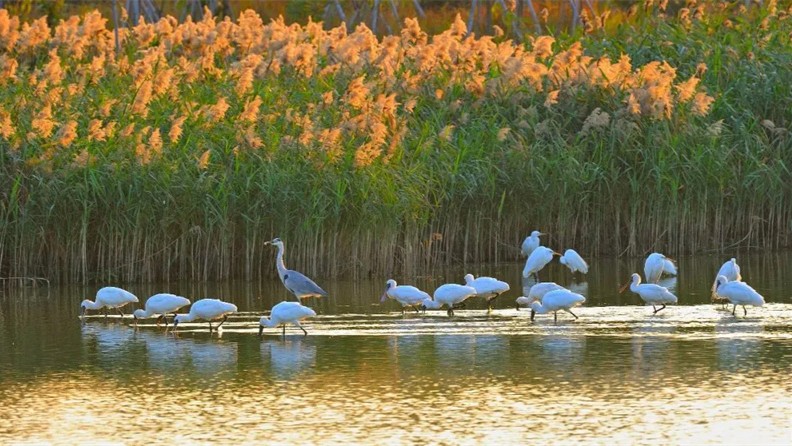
[0,2,790,284]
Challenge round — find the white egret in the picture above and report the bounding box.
[522,246,561,280]
[259,301,317,336]
[712,258,741,304]
[559,249,589,274]
[80,287,139,319]
[380,279,431,314]
[173,298,238,332]
[623,273,678,314]
[529,289,586,322]
[463,274,510,312]
[133,293,191,327]
[714,275,765,316]
[644,252,677,284]
[515,282,566,310]
[421,284,478,316]
[265,237,328,301]
[521,230,543,257]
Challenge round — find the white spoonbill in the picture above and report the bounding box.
[421,284,478,316]
[522,246,561,280]
[515,282,567,310]
[712,258,741,304]
[521,230,543,257]
[644,252,677,284]
[380,279,431,314]
[265,237,328,301]
[529,289,586,322]
[559,249,589,274]
[259,301,317,336]
[133,293,191,327]
[80,287,139,319]
[623,273,678,314]
[173,298,238,332]
[464,274,510,312]
[714,275,765,316]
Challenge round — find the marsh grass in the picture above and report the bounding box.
[0,3,790,284]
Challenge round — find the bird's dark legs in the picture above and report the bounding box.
[413,306,420,313]
[117,308,125,317]
[652,305,657,313]
[208,322,213,332]
[297,323,308,336]
[732,304,737,316]
[282,324,286,337]
[568,309,579,319]
[216,315,228,329]
[743,305,747,316]
[104,308,109,320]
[653,304,667,314]
[447,308,455,317]
[554,312,558,323]
[156,315,164,327]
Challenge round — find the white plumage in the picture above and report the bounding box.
[714,275,765,316]
[133,293,191,327]
[80,287,139,318]
[464,274,510,311]
[521,230,542,257]
[516,282,566,309]
[712,258,741,301]
[380,279,431,313]
[259,301,317,336]
[627,273,678,314]
[173,298,238,332]
[522,246,559,279]
[644,252,677,284]
[529,289,586,322]
[422,284,478,316]
[559,249,589,274]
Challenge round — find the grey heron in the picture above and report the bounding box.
[265,237,329,301]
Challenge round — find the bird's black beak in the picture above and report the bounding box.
[80,306,86,318]
[530,309,536,321]
[258,325,263,337]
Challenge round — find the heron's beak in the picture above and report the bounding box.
[530,309,536,321]
[552,251,562,256]
[263,241,271,246]
[258,325,264,337]
[618,281,630,294]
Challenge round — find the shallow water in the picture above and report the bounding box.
[1,254,792,444]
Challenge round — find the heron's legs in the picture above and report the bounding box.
[117,308,125,317]
[567,309,579,319]
[447,308,455,317]
[216,315,228,329]
[295,322,308,336]
[282,324,286,337]
[653,304,667,314]
[732,304,737,316]
[208,322,213,332]
[553,312,558,323]
[743,305,747,316]
[156,315,164,327]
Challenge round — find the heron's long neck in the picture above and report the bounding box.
[83,300,103,310]
[630,277,641,292]
[261,317,278,328]
[530,302,548,314]
[276,244,288,280]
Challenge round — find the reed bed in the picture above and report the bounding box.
[0,2,790,284]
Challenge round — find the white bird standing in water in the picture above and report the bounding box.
[529,289,586,322]
[173,298,238,332]
[623,273,678,314]
[380,279,431,314]
[133,293,191,327]
[80,287,139,319]
[559,249,589,274]
[522,246,561,280]
[265,237,328,302]
[644,252,677,284]
[463,274,510,312]
[714,275,765,317]
[712,258,741,304]
[521,231,543,257]
[516,282,567,310]
[259,301,317,336]
[421,284,478,316]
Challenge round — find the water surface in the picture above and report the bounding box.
[1,254,791,444]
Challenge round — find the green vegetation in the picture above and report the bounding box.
[0,2,790,284]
